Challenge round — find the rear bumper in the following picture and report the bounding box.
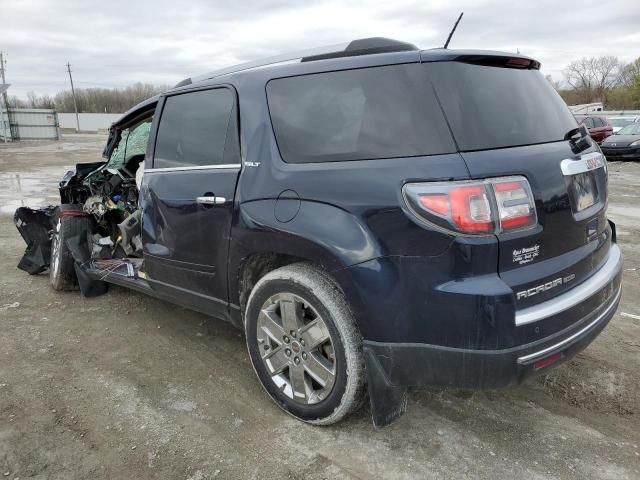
[363,244,623,389]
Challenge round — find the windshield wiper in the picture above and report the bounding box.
[563,127,581,141]
[565,125,592,154]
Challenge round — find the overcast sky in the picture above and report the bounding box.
[2,0,639,99]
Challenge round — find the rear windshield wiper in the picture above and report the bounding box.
[563,127,581,140]
[565,125,592,154]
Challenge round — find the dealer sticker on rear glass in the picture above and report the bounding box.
[513,244,540,265]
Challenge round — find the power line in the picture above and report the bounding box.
[65,62,80,132]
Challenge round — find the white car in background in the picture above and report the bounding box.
[607,116,640,134]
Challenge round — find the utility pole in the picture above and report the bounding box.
[0,51,10,142]
[66,62,80,132]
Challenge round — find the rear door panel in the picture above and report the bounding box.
[142,167,239,302]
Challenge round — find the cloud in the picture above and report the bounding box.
[1,0,639,100]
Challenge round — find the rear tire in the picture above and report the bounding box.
[50,205,87,291]
[245,263,366,425]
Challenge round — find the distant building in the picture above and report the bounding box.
[568,103,604,114]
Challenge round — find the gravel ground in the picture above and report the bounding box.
[0,135,639,480]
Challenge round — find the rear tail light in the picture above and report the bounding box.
[449,185,493,233]
[492,179,537,230]
[402,176,537,235]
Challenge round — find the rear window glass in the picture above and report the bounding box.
[266,64,456,163]
[427,62,577,151]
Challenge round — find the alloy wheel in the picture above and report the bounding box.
[256,292,336,405]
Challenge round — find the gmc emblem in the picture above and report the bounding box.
[585,155,604,170]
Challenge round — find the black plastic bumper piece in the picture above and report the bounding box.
[14,206,56,274]
[365,284,620,389]
[364,272,621,426]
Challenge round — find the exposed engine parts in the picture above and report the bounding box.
[84,195,108,217]
[118,210,143,256]
[61,160,143,260]
[14,113,153,296]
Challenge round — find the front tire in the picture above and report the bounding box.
[50,205,88,291]
[245,263,365,425]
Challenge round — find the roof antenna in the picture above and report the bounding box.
[443,12,464,49]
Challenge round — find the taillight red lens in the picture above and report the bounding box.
[403,176,537,235]
[418,194,449,217]
[449,185,493,233]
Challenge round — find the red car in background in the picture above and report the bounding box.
[574,115,613,143]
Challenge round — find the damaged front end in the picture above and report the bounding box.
[14,98,157,295]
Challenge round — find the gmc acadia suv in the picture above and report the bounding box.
[14,38,623,426]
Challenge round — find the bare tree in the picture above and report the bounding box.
[53,83,169,113]
[620,57,640,87]
[7,95,27,108]
[565,58,595,100]
[592,56,621,94]
[26,91,55,109]
[564,56,621,103]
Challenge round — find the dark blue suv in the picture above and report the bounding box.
[14,38,623,426]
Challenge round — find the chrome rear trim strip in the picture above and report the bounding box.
[515,244,621,326]
[560,152,605,176]
[517,284,621,364]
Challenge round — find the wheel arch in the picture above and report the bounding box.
[229,199,381,322]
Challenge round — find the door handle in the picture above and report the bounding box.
[196,196,226,205]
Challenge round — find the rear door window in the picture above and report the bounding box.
[426,61,577,151]
[266,64,456,163]
[154,88,236,169]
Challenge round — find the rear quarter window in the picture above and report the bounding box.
[266,64,456,163]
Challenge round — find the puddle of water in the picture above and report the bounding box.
[0,166,71,213]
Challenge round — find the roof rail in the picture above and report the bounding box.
[188,37,417,84]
